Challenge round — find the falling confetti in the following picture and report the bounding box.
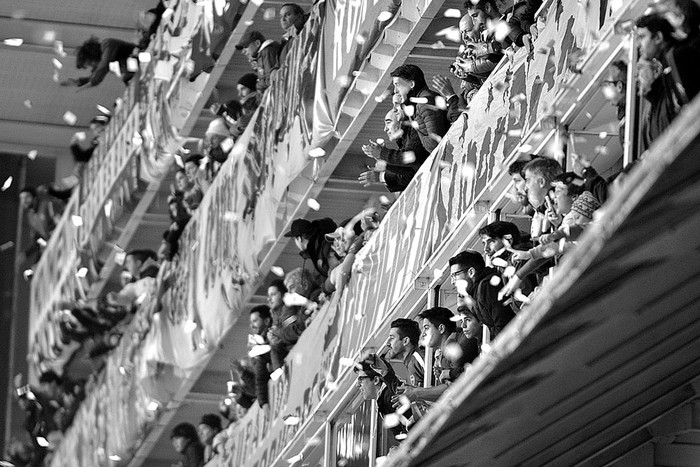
[190,240,199,251]
[449,314,463,322]
[1,177,13,191]
[383,413,400,428]
[223,211,239,222]
[270,368,284,381]
[403,105,415,117]
[71,215,83,226]
[435,95,447,110]
[23,99,32,109]
[126,58,139,72]
[183,319,198,333]
[409,96,428,104]
[461,162,476,180]
[3,38,23,47]
[377,11,393,22]
[503,266,516,277]
[444,342,463,361]
[146,400,159,411]
[108,61,121,77]
[307,198,320,211]
[308,147,326,158]
[379,195,390,205]
[355,32,368,44]
[283,292,309,307]
[491,258,508,268]
[23,269,34,280]
[443,8,461,18]
[434,26,461,43]
[54,40,67,57]
[0,241,14,252]
[283,415,300,425]
[263,8,276,20]
[63,111,77,126]
[76,267,88,278]
[248,344,272,357]
[490,275,502,286]
[271,266,285,277]
[51,58,63,70]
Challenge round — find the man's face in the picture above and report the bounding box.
[392,76,413,102]
[237,83,252,99]
[386,327,406,359]
[124,254,141,278]
[280,5,304,31]
[356,376,378,400]
[461,314,482,340]
[510,172,529,206]
[242,40,261,59]
[481,234,504,258]
[267,286,284,310]
[249,311,269,335]
[552,184,575,216]
[184,162,198,182]
[175,171,190,191]
[637,27,661,61]
[459,15,475,44]
[384,110,402,141]
[197,424,217,446]
[603,67,626,106]
[468,7,489,34]
[421,318,442,349]
[19,192,34,211]
[171,436,186,454]
[450,263,471,288]
[524,168,548,208]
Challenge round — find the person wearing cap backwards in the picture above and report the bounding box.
[197,413,223,464]
[284,217,338,279]
[235,30,281,92]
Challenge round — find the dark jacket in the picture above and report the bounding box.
[84,39,136,87]
[403,347,426,388]
[384,164,419,193]
[641,76,679,151]
[301,218,338,278]
[467,267,516,338]
[181,439,205,467]
[252,40,281,91]
[408,87,448,154]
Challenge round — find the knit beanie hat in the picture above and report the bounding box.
[237,73,258,91]
[205,118,230,138]
[570,191,601,220]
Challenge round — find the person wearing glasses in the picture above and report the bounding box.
[449,250,515,339]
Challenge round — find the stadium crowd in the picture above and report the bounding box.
[6,0,700,465]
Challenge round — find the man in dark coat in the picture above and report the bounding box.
[390,64,448,154]
[449,250,515,339]
[236,30,281,92]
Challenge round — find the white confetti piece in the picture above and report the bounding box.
[517,144,533,153]
[3,38,23,47]
[161,8,174,19]
[26,149,38,161]
[283,292,309,307]
[183,319,198,333]
[23,99,32,109]
[409,96,428,104]
[490,275,502,286]
[503,266,516,277]
[138,52,151,64]
[71,215,83,227]
[449,314,463,322]
[377,11,393,21]
[52,58,63,70]
[248,344,271,357]
[287,454,303,464]
[191,240,199,251]
[146,400,159,411]
[403,105,415,117]
[23,269,34,280]
[435,26,462,43]
[270,368,284,381]
[1,177,13,191]
[54,40,67,57]
[131,133,143,146]
[431,40,446,49]
[307,198,320,211]
[379,195,390,205]
[598,131,608,139]
[263,8,276,20]
[76,267,88,278]
[108,61,121,77]
[444,342,463,361]
[443,8,461,18]
[0,241,15,251]
[308,147,325,158]
[63,111,77,126]
[339,357,355,368]
[461,162,476,180]
[283,415,300,425]
[491,258,508,268]
[126,58,138,72]
[135,292,148,305]
[435,95,447,109]
[514,289,530,304]
[223,211,239,222]
[383,413,400,428]
[271,266,285,277]
[244,20,254,26]
[104,199,113,217]
[108,455,121,462]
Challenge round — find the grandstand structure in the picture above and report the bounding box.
[6,0,700,465]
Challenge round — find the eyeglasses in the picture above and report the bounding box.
[450,268,469,282]
[602,79,622,86]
